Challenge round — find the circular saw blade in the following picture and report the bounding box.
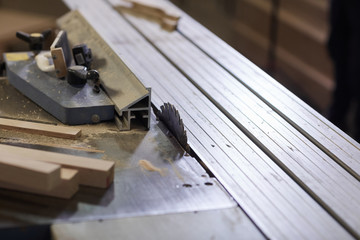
[156,103,190,153]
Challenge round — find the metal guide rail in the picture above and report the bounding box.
[59,0,359,239]
[114,3,360,236]
[58,7,152,131]
[175,11,360,179]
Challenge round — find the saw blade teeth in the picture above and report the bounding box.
[179,119,184,131]
[160,105,165,113]
[157,103,189,153]
[176,110,180,121]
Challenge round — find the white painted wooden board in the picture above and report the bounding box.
[60,1,354,238]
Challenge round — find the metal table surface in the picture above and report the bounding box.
[1,0,360,239]
[0,78,265,239]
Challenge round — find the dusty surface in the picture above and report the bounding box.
[0,77,233,228]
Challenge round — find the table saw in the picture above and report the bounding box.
[0,0,359,239]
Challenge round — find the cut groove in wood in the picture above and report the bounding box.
[0,117,81,139]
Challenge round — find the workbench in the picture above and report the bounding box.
[0,0,359,239]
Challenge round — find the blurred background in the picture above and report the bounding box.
[171,0,332,115]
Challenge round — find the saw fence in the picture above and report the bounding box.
[0,0,359,239]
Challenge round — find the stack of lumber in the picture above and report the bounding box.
[171,0,332,112]
[0,144,114,199]
[276,0,332,111]
[232,0,332,110]
[170,0,235,45]
[233,0,272,69]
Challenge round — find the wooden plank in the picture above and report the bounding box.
[0,140,105,153]
[275,46,332,110]
[280,0,328,31]
[129,0,180,31]
[235,0,272,38]
[0,153,61,191]
[277,7,332,78]
[0,168,79,199]
[0,118,81,139]
[0,144,114,188]
[117,6,178,31]
[232,20,269,68]
[63,1,353,238]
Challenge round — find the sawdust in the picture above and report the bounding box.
[0,128,98,153]
[138,159,166,176]
[76,122,118,135]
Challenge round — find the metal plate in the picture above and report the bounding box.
[0,77,235,229]
[4,52,114,124]
[115,4,360,238]
[51,207,265,240]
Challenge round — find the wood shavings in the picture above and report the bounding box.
[138,159,166,176]
[0,138,104,153]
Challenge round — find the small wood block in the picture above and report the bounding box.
[121,0,180,31]
[0,153,61,191]
[129,0,180,20]
[161,18,177,32]
[0,118,81,139]
[0,168,79,199]
[51,48,67,78]
[51,30,72,67]
[0,144,115,189]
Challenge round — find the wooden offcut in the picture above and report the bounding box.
[127,0,180,20]
[0,153,61,191]
[0,118,81,139]
[0,168,79,199]
[50,30,71,78]
[0,144,114,188]
[51,48,67,78]
[118,0,180,31]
